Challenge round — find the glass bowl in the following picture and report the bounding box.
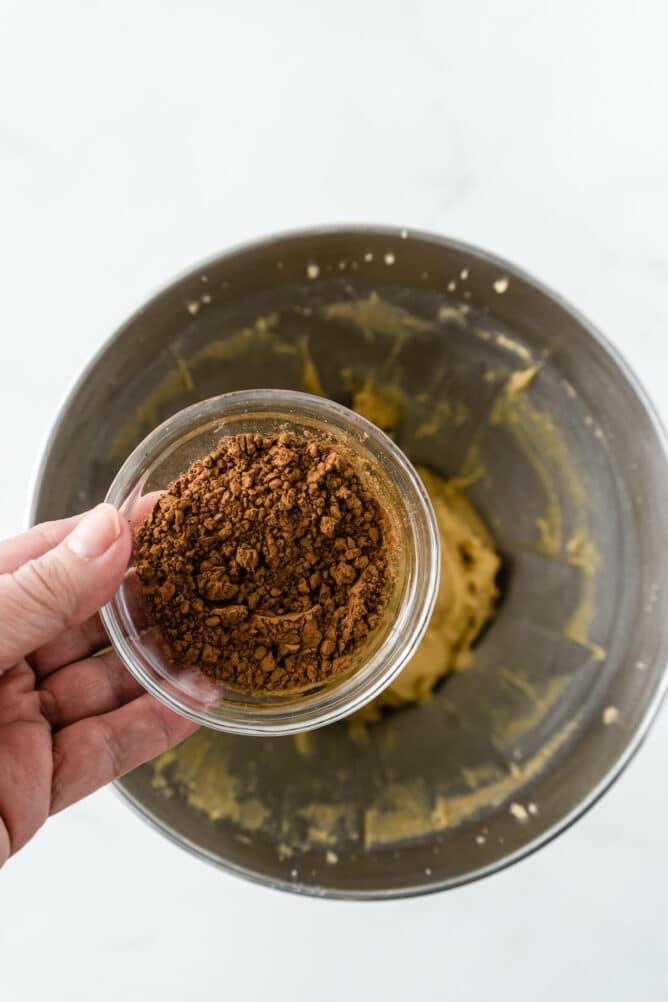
[100,388,440,735]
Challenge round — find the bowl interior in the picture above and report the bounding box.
[32,228,668,897]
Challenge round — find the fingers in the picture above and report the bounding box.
[50,694,198,813]
[30,493,161,676]
[0,514,84,575]
[0,505,131,675]
[31,569,149,677]
[30,614,110,678]
[0,662,53,859]
[126,490,162,529]
[38,648,144,729]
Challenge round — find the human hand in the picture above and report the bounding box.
[0,504,197,867]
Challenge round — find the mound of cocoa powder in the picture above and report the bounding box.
[134,432,392,692]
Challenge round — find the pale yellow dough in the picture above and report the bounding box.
[349,389,500,724]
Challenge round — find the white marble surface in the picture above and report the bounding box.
[1,1,667,999]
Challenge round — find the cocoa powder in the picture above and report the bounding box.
[134,432,391,692]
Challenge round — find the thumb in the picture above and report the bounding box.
[0,504,132,673]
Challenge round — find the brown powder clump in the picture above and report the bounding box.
[134,432,392,692]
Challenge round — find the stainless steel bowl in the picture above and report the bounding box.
[31,227,668,898]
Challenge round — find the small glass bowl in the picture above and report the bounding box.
[101,389,440,735]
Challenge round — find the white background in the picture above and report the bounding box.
[1,1,667,999]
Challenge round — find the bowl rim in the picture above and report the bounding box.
[29,223,668,899]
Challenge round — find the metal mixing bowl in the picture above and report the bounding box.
[31,227,668,898]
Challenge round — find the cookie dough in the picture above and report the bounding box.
[349,388,500,724]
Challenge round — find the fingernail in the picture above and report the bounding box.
[66,504,122,560]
